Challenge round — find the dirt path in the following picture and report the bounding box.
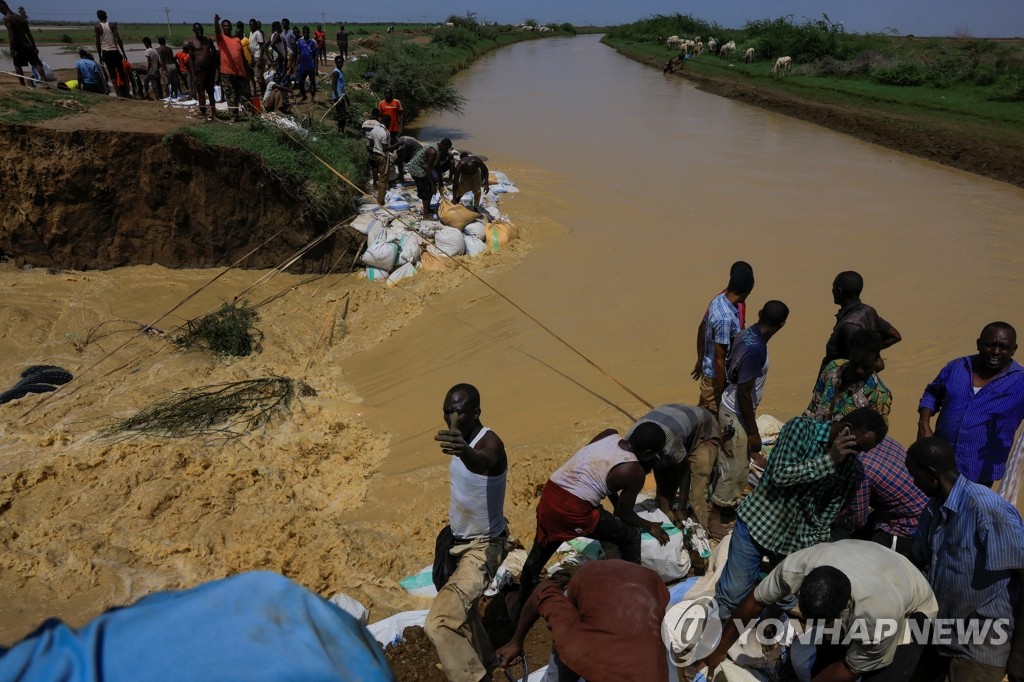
[620,51,1024,189]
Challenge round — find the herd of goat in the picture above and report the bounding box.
[665,35,793,75]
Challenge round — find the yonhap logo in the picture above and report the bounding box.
[662,596,724,667]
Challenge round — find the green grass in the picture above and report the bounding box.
[603,35,1024,146]
[0,87,92,123]
[172,119,366,220]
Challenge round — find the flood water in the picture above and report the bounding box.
[1,33,1023,643]
[346,34,1024,499]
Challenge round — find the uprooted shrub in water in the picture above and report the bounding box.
[173,301,263,356]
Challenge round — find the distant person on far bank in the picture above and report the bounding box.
[94,9,128,97]
[2,0,45,88]
[918,321,1024,487]
[336,24,349,60]
[820,270,901,372]
[425,384,511,682]
[691,262,755,417]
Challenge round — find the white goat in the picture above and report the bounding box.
[707,37,718,54]
[772,55,793,75]
[695,40,704,56]
[743,47,755,63]
[719,40,736,59]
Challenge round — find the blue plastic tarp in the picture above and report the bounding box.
[0,571,395,681]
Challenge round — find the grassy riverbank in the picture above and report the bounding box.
[602,16,1024,187]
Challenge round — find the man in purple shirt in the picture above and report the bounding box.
[918,322,1024,486]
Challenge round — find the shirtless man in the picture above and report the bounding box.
[2,1,45,88]
[450,154,490,210]
[185,22,217,120]
[94,9,127,96]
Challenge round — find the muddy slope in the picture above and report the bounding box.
[0,126,356,271]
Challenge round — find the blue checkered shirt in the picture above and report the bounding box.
[912,475,1024,666]
[700,293,741,378]
[840,436,927,537]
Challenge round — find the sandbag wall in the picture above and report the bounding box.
[351,171,521,286]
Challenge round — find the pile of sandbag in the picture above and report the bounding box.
[349,167,521,285]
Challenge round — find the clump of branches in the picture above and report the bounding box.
[106,377,297,441]
[173,301,263,356]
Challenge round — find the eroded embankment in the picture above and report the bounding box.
[0,126,357,271]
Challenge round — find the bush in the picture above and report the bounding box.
[988,75,1024,101]
[174,301,262,356]
[870,60,926,86]
[558,22,576,35]
[973,63,999,86]
[605,13,720,46]
[357,37,465,122]
[60,33,72,43]
[432,25,476,49]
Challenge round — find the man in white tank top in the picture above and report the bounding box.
[94,10,128,97]
[425,384,509,682]
[513,423,672,618]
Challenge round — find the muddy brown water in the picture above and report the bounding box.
[1,34,1022,647]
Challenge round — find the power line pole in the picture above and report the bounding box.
[163,6,171,39]
[320,10,326,25]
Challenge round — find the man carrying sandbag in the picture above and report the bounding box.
[451,154,490,210]
[406,138,452,217]
[425,383,511,682]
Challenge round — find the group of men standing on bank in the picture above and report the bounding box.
[422,262,1024,682]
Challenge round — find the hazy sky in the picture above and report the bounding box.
[20,0,1023,38]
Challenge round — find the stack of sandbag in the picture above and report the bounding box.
[351,164,522,283]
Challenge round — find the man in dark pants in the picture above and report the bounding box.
[513,423,671,617]
[2,1,45,88]
[94,9,128,96]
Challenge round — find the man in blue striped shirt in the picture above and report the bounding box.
[907,437,1024,682]
[691,265,754,417]
[918,322,1024,486]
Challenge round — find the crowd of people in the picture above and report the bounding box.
[6,7,356,125]
[428,265,1024,682]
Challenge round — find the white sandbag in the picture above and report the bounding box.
[413,220,444,238]
[493,171,513,185]
[398,565,437,598]
[351,213,391,236]
[362,267,389,282]
[328,593,370,625]
[41,63,56,82]
[484,549,529,597]
[367,221,397,245]
[480,204,501,222]
[361,241,401,270]
[396,232,423,265]
[463,221,486,241]
[464,236,487,257]
[385,191,411,211]
[368,609,431,648]
[387,262,417,286]
[635,503,690,582]
[433,226,466,257]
